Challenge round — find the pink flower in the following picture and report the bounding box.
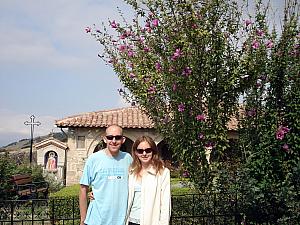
[252,40,260,49]
[144,47,150,52]
[178,103,185,112]
[143,77,150,83]
[155,62,162,71]
[146,27,152,33]
[118,45,127,52]
[127,50,134,57]
[256,29,264,37]
[147,86,156,94]
[163,116,170,124]
[120,34,127,39]
[172,83,177,92]
[152,19,159,27]
[196,114,206,121]
[148,12,154,18]
[245,19,252,26]
[129,73,135,78]
[282,143,289,152]
[169,66,175,72]
[139,36,145,43]
[111,20,118,28]
[276,130,285,140]
[126,30,132,37]
[192,23,198,29]
[276,126,290,140]
[266,40,273,48]
[205,141,214,148]
[280,126,290,133]
[85,27,91,33]
[198,133,205,140]
[247,108,256,117]
[182,67,192,76]
[183,170,190,178]
[171,48,182,60]
[128,62,134,68]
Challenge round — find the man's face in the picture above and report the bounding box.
[104,126,125,156]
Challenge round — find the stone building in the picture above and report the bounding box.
[54,107,238,186]
[55,107,167,185]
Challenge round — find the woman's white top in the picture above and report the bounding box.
[128,181,142,224]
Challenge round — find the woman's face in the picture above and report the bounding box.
[135,141,153,166]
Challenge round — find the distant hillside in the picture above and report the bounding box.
[0,132,67,154]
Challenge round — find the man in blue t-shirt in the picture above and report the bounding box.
[79,125,133,225]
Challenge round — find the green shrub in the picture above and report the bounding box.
[0,153,46,200]
[44,173,64,193]
[49,185,81,225]
[50,184,80,198]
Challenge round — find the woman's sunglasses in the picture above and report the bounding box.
[106,135,123,140]
[136,148,153,154]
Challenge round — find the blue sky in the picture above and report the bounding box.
[0,0,286,147]
[0,0,133,146]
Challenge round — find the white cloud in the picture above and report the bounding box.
[0,0,133,72]
[0,109,60,147]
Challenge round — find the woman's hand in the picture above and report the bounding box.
[88,191,95,201]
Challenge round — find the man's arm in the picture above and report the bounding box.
[79,184,89,225]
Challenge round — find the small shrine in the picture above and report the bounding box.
[35,137,67,183]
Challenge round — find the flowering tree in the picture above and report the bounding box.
[87,0,299,201]
[237,1,300,222]
[88,0,246,191]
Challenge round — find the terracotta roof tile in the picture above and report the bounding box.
[55,107,155,129]
[55,106,238,130]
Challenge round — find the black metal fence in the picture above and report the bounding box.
[0,193,297,225]
[0,198,80,225]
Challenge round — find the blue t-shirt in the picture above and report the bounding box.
[80,150,132,225]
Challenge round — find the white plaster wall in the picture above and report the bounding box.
[37,145,66,167]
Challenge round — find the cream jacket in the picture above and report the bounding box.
[125,167,171,225]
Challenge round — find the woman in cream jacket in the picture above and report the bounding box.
[125,136,171,225]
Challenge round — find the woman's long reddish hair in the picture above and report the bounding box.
[130,136,164,175]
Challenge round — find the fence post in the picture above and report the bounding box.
[192,194,195,225]
[10,201,14,225]
[73,197,75,225]
[213,193,216,224]
[50,199,55,225]
[31,200,34,225]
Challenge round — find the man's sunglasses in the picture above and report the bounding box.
[136,148,153,154]
[106,135,123,140]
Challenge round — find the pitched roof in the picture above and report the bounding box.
[55,107,155,129]
[55,106,238,130]
[34,137,68,150]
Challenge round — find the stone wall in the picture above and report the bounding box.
[65,127,162,186]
